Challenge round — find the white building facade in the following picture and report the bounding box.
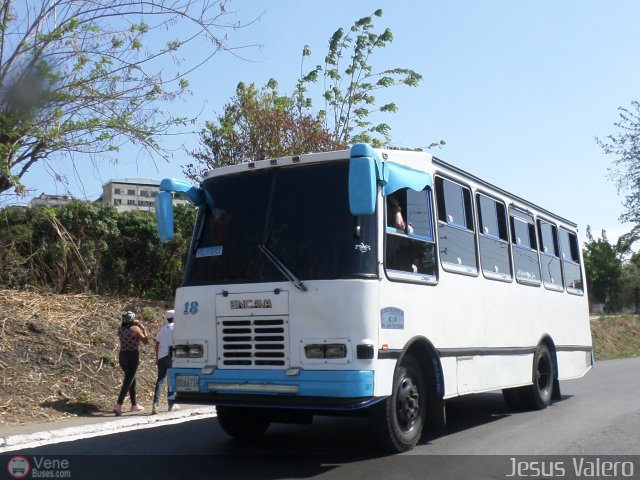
[102,179,188,213]
[30,194,73,208]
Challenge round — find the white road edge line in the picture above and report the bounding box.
[0,409,218,453]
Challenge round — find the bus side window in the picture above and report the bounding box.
[386,192,407,231]
[477,193,511,281]
[509,207,541,285]
[435,177,478,275]
[407,189,434,240]
[385,188,437,282]
[559,228,584,294]
[538,220,563,291]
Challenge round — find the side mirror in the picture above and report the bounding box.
[156,191,174,243]
[349,156,377,216]
[155,179,206,243]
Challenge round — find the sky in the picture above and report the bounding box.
[14,0,640,244]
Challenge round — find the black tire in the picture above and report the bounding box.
[216,406,271,440]
[518,343,554,410]
[372,356,427,452]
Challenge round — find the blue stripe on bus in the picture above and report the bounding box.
[168,368,374,398]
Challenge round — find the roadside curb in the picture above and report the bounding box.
[0,407,217,451]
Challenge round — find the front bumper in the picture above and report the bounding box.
[168,368,379,411]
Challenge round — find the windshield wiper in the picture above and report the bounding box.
[258,244,307,292]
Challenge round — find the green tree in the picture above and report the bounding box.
[46,200,120,292]
[0,201,196,299]
[611,225,640,313]
[0,205,37,287]
[0,0,250,196]
[297,9,422,147]
[186,9,426,179]
[110,211,159,296]
[597,100,640,222]
[583,227,623,313]
[183,80,343,180]
[160,204,197,297]
[621,257,640,314]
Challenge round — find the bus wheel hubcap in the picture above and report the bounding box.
[397,377,420,430]
[537,355,551,392]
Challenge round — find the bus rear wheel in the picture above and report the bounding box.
[372,355,427,452]
[506,344,554,411]
[216,406,272,440]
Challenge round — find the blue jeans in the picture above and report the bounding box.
[153,356,174,406]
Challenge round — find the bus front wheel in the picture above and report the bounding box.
[216,406,272,440]
[372,355,427,452]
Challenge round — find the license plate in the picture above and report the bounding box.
[176,375,200,392]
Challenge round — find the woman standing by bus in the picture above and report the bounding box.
[113,310,148,416]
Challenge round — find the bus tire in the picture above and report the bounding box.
[216,406,271,440]
[519,343,554,410]
[372,355,427,452]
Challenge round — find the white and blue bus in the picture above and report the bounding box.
[156,144,592,452]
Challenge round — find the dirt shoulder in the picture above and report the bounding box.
[0,289,167,428]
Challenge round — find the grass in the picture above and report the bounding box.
[591,314,640,360]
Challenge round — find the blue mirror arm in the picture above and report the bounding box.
[156,178,206,244]
[159,179,204,206]
[155,192,175,243]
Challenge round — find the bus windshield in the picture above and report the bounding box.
[183,161,378,286]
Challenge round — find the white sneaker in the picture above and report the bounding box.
[168,404,180,412]
[151,404,159,415]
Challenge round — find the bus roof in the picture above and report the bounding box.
[201,146,578,230]
[431,156,578,229]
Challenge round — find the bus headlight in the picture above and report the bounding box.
[173,344,204,358]
[324,344,347,358]
[174,345,188,358]
[188,345,204,358]
[304,343,347,359]
[304,344,325,359]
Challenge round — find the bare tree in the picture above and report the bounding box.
[0,0,255,195]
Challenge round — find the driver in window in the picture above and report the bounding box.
[387,195,406,230]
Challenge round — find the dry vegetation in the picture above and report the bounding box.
[0,289,638,429]
[591,314,640,360]
[0,289,167,427]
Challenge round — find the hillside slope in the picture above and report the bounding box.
[591,314,640,360]
[1,289,638,429]
[0,290,166,427]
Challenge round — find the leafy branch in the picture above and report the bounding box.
[0,0,257,195]
[295,9,422,148]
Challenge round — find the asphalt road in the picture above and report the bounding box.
[8,357,640,479]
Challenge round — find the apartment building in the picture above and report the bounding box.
[101,179,189,213]
[29,193,73,208]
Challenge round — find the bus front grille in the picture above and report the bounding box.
[217,317,289,368]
